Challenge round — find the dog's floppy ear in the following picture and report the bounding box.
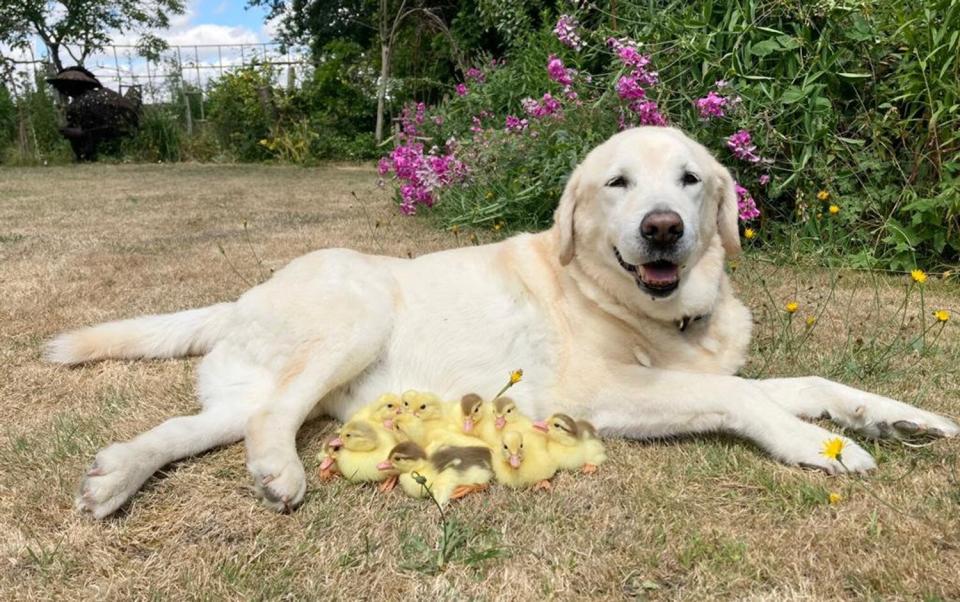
[555,165,583,266]
[713,164,741,257]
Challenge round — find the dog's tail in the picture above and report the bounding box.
[44,303,233,365]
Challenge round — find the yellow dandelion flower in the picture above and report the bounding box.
[828,492,842,505]
[450,224,460,234]
[933,309,950,322]
[817,190,830,201]
[744,228,755,240]
[828,205,840,215]
[493,369,524,399]
[911,269,927,284]
[821,437,845,461]
[785,301,799,314]
[805,315,817,327]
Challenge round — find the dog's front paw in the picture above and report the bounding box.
[247,450,307,512]
[835,394,960,441]
[773,423,877,475]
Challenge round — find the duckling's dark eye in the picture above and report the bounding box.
[681,171,701,186]
[503,444,508,449]
[553,423,561,428]
[605,175,628,188]
[419,404,426,410]
[386,403,394,409]
[506,409,512,414]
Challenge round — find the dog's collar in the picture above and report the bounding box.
[675,314,707,332]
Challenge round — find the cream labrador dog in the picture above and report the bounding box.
[49,127,958,518]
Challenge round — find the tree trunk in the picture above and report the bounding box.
[375,42,390,144]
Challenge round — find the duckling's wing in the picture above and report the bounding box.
[431,446,492,473]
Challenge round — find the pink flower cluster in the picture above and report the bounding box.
[455,83,468,96]
[608,38,659,86]
[735,182,761,221]
[696,91,728,119]
[554,15,583,50]
[505,115,529,133]
[629,101,667,126]
[616,75,646,100]
[399,102,426,136]
[547,54,575,87]
[465,67,485,83]
[727,129,761,163]
[522,93,562,118]
[380,141,468,215]
[608,37,665,127]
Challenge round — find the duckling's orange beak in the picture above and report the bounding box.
[319,456,336,471]
[376,460,393,471]
[508,454,522,468]
[462,417,474,433]
[495,416,506,430]
[532,420,549,433]
[329,437,344,449]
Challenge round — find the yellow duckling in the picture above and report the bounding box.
[533,413,605,474]
[492,430,556,490]
[451,393,489,438]
[377,441,493,506]
[318,435,340,481]
[355,392,404,431]
[328,420,400,491]
[477,396,534,446]
[574,419,607,474]
[394,392,450,446]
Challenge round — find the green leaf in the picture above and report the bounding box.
[781,86,807,104]
[751,39,782,57]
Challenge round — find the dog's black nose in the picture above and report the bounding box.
[640,210,684,246]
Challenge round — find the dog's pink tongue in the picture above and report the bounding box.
[641,262,678,284]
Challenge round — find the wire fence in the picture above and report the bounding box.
[6,40,311,105]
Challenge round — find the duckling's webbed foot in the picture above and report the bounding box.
[451,483,489,500]
[379,474,398,493]
[581,463,598,475]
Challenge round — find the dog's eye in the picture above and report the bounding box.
[681,171,701,186]
[605,175,628,188]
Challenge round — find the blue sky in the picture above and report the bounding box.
[153,0,277,47]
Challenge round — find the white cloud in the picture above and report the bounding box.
[163,24,260,47]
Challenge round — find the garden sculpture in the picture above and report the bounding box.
[46,66,142,161]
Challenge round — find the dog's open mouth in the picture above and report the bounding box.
[614,247,680,296]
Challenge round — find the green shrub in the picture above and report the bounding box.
[124,105,183,162]
[206,63,276,161]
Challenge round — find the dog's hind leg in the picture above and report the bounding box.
[243,321,391,512]
[75,404,251,519]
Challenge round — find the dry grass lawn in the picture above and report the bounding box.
[1,163,959,600]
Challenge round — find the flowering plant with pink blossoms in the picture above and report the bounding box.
[378,14,770,232]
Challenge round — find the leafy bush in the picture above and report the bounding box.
[378,1,960,272]
[0,84,16,155]
[124,105,183,162]
[206,63,276,161]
